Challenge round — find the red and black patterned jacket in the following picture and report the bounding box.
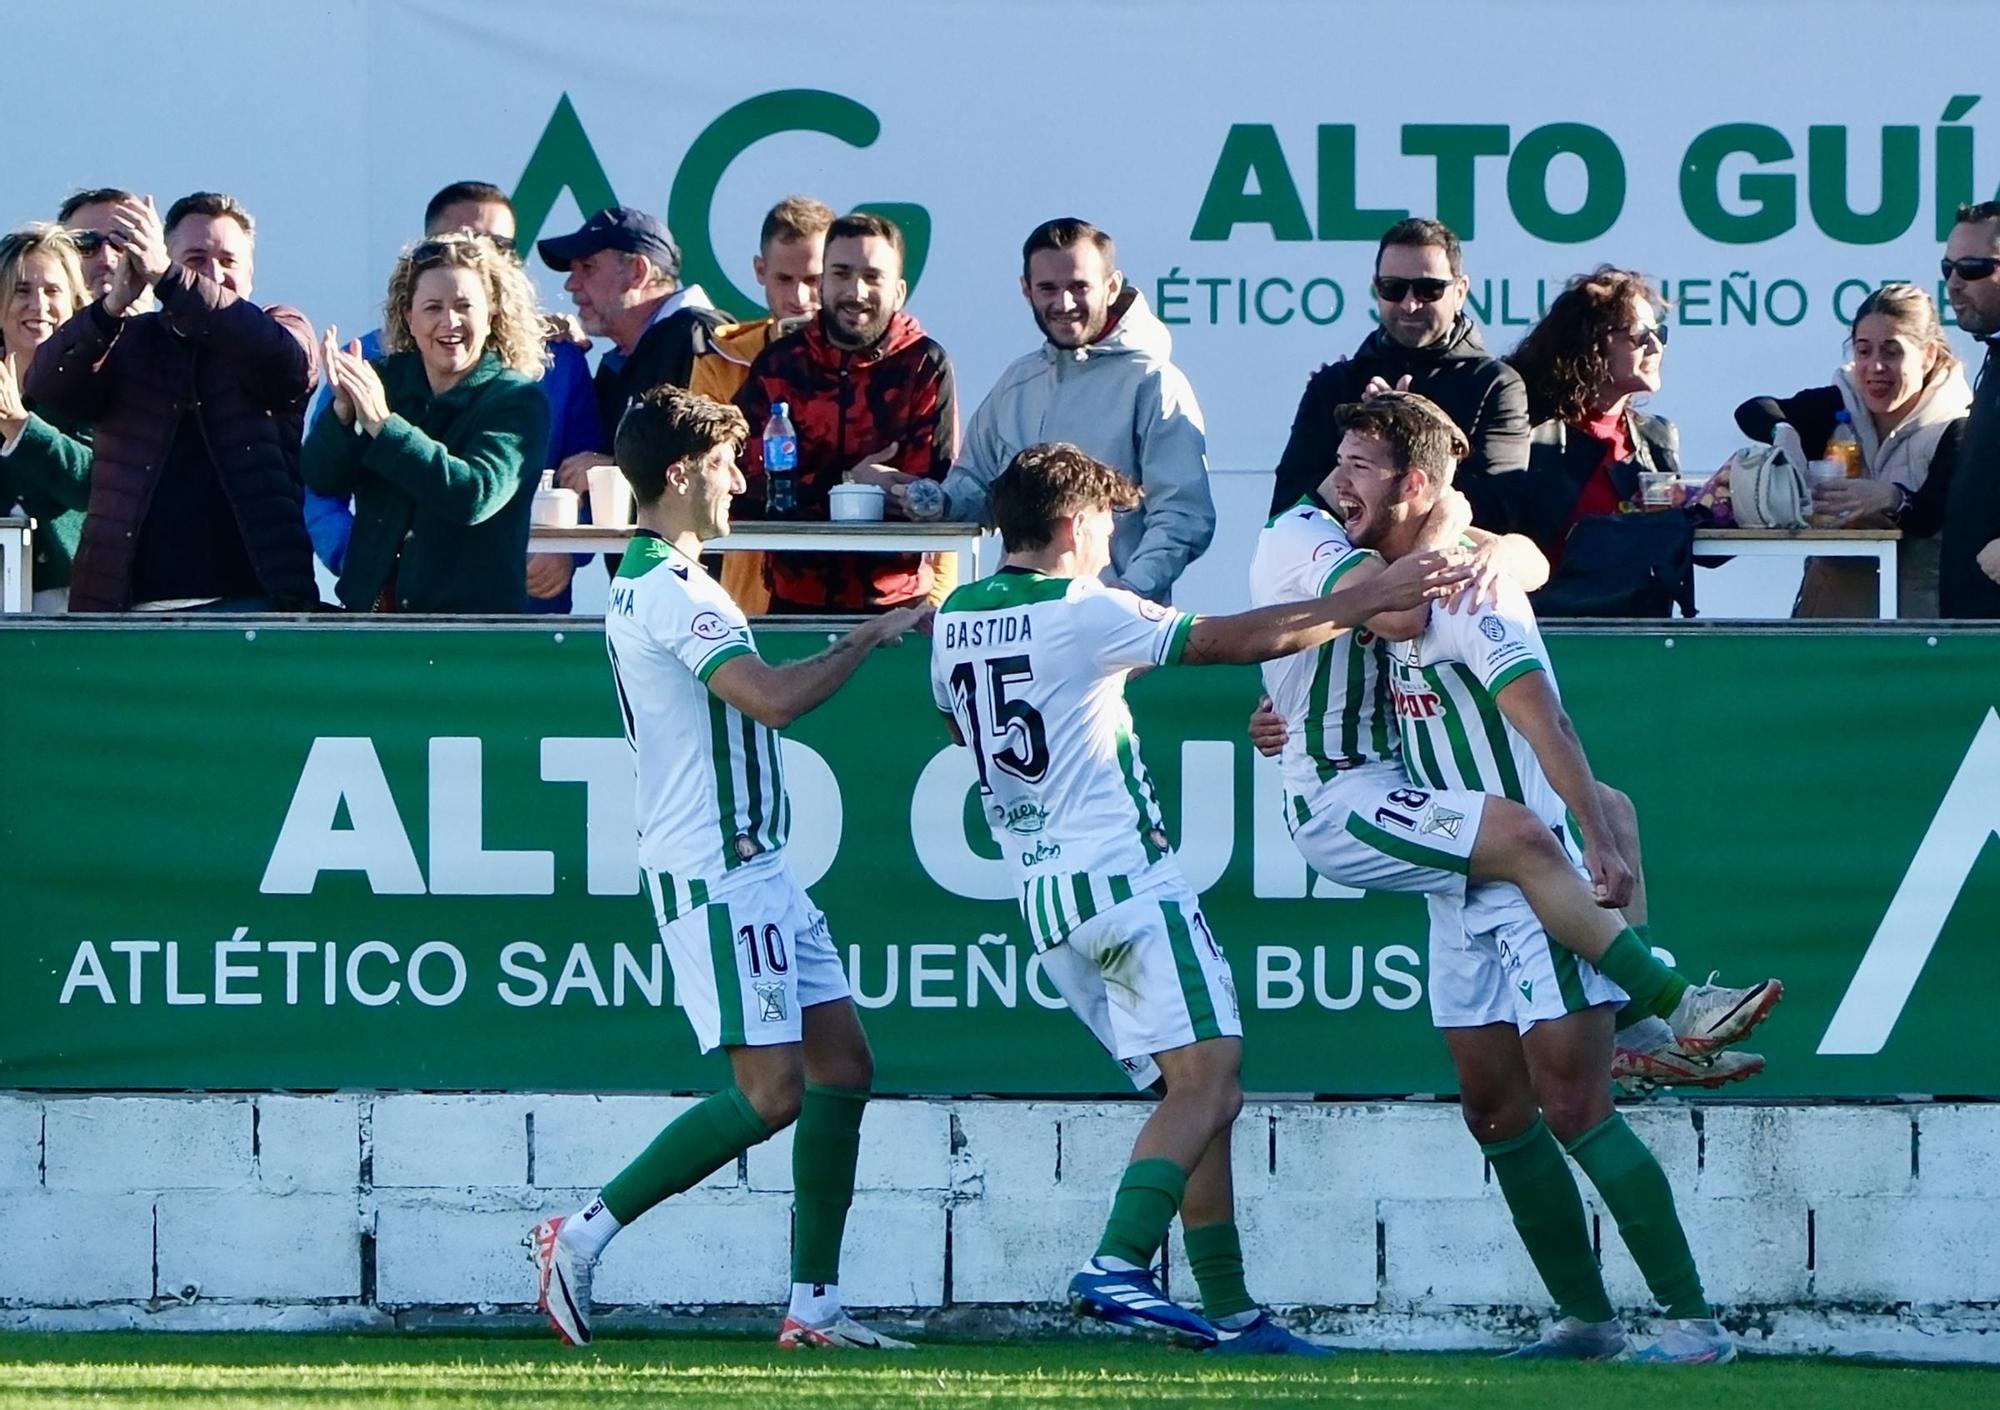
[736,310,958,611]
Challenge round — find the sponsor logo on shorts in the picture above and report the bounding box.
[754,981,788,1023]
[1478,615,1507,642]
[1518,979,1534,1002]
[691,611,734,641]
[1419,805,1465,840]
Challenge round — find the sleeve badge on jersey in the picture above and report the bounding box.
[691,611,734,641]
[1137,601,1169,621]
[1478,615,1508,642]
[1310,539,1338,562]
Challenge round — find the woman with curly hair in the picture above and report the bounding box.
[1498,267,1678,569]
[303,232,551,612]
[0,223,93,610]
[1734,282,1970,616]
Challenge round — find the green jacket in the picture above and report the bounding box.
[0,403,92,593]
[301,350,550,613]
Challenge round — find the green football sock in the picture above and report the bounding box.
[601,1086,772,1224]
[791,1083,868,1286]
[1183,1221,1255,1321]
[1094,1158,1187,1268]
[1595,928,1688,1021]
[1565,1114,1710,1320]
[1482,1118,1616,1324]
[1614,929,1652,1031]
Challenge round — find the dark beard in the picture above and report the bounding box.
[824,308,890,351]
[1033,307,1103,348]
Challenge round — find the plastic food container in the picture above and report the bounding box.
[828,483,886,522]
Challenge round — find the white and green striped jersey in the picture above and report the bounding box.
[605,531,788,918]
[1384,580,1567,828]
[1249,498,1399,797]
[930,569,1194,951]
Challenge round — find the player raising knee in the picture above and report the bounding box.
[1324,393,1749,1363]
[1246,413,1776,1085]
[528,386,923,1352]
[930,443,1470,1355]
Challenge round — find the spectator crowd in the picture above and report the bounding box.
[4,177,2000,619]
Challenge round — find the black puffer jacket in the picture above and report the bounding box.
[1269,316,1530,520]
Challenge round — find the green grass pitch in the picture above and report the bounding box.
[0,1332,1992,1409]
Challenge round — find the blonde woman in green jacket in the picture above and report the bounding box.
[304,233,550,612]
[0,224,94,610]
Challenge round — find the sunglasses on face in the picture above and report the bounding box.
[1374,275,1453,304]
[1618,322,1670,349]
[1941,256,2000,282]
[69,231,107,255]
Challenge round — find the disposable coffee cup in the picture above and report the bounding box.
[586,464,633,527]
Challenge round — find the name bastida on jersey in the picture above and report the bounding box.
[605,531,790,921]
[930,569,1195,951]
[1385,578,1569,829]
[1247,499,1400,804]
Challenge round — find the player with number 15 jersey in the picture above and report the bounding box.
[932,442,1471,1353]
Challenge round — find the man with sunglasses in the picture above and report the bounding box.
[304,180,606,611]
[1269,218,1528,525]
[1935,202,2000,617]
[58,188,151,310]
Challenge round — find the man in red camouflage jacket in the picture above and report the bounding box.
[736,212,957,613]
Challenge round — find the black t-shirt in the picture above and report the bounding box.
[129,409,262,604]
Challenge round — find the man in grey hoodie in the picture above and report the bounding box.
[859,218,1215,602]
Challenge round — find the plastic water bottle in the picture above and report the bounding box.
[763,402,799,516]
[1826,411,1863,479]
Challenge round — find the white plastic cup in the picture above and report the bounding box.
[586,463,633,527]
[828,483,886,522]
[531,473,579,528]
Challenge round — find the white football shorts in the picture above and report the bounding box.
[1036,869,1241,1091]
[644,855,850,1052]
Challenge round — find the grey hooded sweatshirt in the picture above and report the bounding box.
[938,288,1215,601]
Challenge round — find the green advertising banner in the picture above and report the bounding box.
[1,622,1995,1097]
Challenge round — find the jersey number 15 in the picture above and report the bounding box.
[950,655,1050,788]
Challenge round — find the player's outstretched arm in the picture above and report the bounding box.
[1492,670,1634,908]
[707,604,934,729]
[1180,550,1472,665]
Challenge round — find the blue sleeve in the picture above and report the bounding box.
[542,340,607,464]
[304,490,354,574]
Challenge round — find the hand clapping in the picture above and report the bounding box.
[320,326,390,435]
[101,196,169,316]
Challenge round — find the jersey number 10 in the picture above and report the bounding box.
[949,655,1051,789]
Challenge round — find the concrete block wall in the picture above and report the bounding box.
[2,1094,1997,1357]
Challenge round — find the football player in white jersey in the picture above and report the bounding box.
[529,386,927,1352]
[1329,393,1761,1364]
[1249,430,1770,1090]
[931,443,1472,1354]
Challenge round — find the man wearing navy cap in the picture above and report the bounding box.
[539,206,728,441]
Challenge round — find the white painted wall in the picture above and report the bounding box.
[5,1094,1996,1359]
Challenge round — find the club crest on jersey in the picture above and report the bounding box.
[993,800,1049,835]
[754,982,788,1023]
[1478,616,1507,643]
[691,611,733,641]
[1419,805,1465,840]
